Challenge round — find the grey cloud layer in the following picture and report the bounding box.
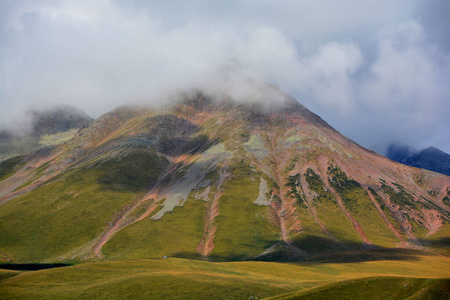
[0,0,449,153]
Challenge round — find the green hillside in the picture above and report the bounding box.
[0,252,449,299]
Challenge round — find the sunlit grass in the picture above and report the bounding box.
[0,253,449,299]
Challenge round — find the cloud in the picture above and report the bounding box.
[297,42,363,112]
[0,0,449,154]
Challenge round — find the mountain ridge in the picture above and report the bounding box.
[0,90,449,263]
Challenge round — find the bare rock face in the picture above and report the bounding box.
[0,89,449,263]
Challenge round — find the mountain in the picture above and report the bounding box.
[0,104,93,161]
[0,90,449,265]
[387,144,450,176]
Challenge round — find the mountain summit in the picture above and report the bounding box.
[0,89,449,263]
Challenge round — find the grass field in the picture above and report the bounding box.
[267,277,450,300]
[0,250,449,299]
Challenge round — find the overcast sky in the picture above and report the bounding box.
[0,0,449,154]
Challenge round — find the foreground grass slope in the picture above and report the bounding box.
[0,252,449,299]
[268,277,450,300]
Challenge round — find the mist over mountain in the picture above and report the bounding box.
[0,86,449,265]
[387,144,450,176]
[0,104,92,160]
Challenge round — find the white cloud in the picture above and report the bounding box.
[298,42,363,112]
[0,0,449,153]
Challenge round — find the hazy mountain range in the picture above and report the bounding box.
[388,144,450,177]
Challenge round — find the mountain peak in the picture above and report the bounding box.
[387,143,450,176]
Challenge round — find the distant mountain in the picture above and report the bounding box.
[29,104,93,136]
[387,144,450,176]
[0,104,93,160]
[1,88,449,264]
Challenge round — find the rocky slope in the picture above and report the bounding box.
[0,90,449,263]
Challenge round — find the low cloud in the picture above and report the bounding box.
[0,0,449,154]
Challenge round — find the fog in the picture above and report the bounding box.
[0,0,449,154]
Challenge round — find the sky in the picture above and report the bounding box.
[0,0,449,154]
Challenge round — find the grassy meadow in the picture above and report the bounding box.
[0,250,449,299]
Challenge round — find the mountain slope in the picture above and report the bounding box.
[388,144,450,176]
[0,91,449,263]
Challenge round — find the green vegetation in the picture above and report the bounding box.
[0,269,20,282]
[425,224,450,256]
[368,188,403,234]
[444,196,450,207]
[0,163,141,262]
[285,173,304,206]
[211,161,280,261]
[269,277,450,300]
[103,197,205,260]
[0,155,23,181]
[98,149,168,191]
[381,183,428,237]
[39,129,78,146]
[382,182,418,209]
[303,168,363,248]
[327,165,398,247]
[1,253,449,299]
